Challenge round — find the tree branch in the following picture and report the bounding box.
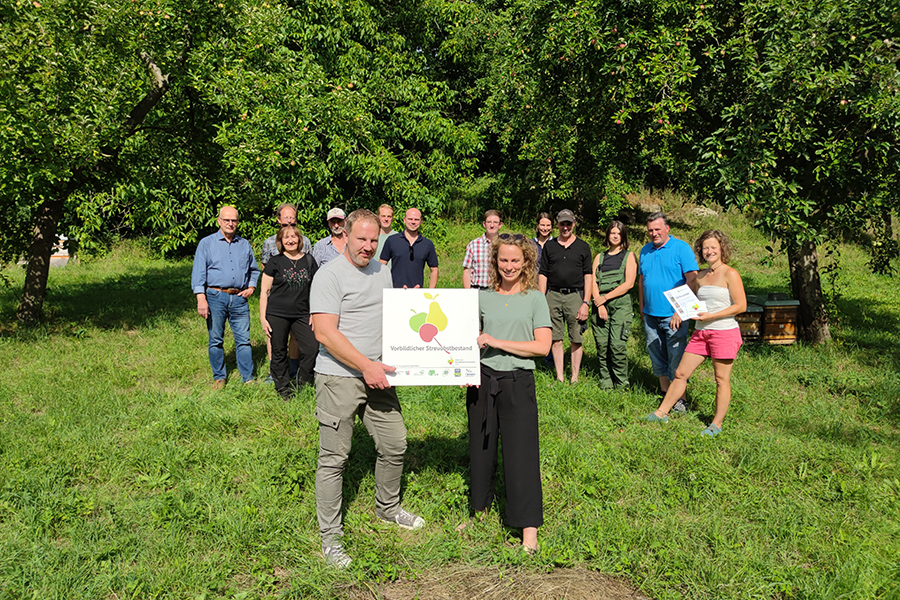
[124,52,171,136]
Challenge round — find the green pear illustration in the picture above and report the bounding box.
[409,309,428,333]
[424,294,448,331]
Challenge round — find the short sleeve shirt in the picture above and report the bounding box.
[310,256,394,377]
[478,289,552,372]
[262,253,318,319]
[462,235,492,288]
[539,237,592,289]
[379,233,439,289]
[311,236,345,267]
[638,237,699,317]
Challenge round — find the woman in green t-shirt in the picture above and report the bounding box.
[463,234,552,554]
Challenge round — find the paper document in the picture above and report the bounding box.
[663,285,707,320]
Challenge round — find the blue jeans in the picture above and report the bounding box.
[643,314,689,382]
[206,289,254,382]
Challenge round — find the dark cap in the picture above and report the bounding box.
[556,209,576,223]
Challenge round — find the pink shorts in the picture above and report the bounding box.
[685,327,743,360]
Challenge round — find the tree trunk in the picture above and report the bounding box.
[787,240,831,344]
[17,195,67,323]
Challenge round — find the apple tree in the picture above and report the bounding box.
[690,0,900,342]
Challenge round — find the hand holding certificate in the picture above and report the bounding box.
[663,285,707,320]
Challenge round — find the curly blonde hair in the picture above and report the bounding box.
[694,230,734,264]
[488,234,539,292]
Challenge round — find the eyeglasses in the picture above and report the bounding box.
[280,222,296,228]
[409,245,415,261]
[498,233,525,241]
[220,218,238,224]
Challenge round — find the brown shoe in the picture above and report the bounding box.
[213,379,226,390]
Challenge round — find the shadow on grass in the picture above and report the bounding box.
[339,424,470,520]
[0,262,197,337]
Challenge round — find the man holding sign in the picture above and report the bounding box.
[638,212,699,411]
[310,209,424,569]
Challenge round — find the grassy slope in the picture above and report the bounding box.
[0,206,898,600]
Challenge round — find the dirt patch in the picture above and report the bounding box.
[341,566,652,600]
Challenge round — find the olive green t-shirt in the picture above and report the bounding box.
[479,288,552,372]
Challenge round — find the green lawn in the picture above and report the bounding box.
[0,206,898,599]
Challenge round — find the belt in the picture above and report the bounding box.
[471,285,489,290]
[207,286,244,295]
[549,287,583,294]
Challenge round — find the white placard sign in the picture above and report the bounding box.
[382,288,481,386]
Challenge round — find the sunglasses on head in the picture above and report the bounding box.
[498,233,525,241]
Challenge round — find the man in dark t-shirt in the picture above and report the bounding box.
[379,207,439,288]
[538,209,593,383]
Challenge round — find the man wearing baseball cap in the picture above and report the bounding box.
[538,209,593,383]
[312,208,348,267]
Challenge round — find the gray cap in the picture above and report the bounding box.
[326,207,346,220]
[556,209,576,223]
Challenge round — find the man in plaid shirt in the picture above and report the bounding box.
[462,210,503,289]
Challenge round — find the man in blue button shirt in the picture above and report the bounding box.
[191,206,260,389]
[378,208,439,288]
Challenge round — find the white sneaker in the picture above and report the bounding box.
[322,542,352,568]
[379,507,425,530]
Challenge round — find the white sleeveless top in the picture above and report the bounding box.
[695,286,739,331]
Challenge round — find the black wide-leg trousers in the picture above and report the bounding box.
[465,365,543,529]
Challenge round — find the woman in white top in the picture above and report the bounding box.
[645,230,746,436]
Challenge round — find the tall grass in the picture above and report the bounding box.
[0,202,898,599]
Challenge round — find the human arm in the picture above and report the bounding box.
[685,270,699,294]
[577,272,591,321]
[428,266,439,289]
[259,274,274,337]
[312,312,395,388]
[241,248,260,297]
[538,274,548,294]
[695,268,747,322]
[462,267,472,289]
[477,327,551,358]
[191,240,210,317]
[196,293,209,318]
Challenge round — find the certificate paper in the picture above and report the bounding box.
[382,289,481,386]
[663,285,707,320]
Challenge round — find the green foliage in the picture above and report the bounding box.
[691,0,900,254]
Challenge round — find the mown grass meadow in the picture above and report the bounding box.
[1,203,898,599]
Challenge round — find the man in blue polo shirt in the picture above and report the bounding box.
[379,207,439,288]
[191,206,260,389]
[638,212,698,411]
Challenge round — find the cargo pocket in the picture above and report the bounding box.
[315,406,349,456]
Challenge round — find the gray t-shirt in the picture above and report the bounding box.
[310,255,394,377]
[479,288,552,372]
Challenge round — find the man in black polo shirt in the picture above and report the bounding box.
[379,207,439,288]
[538,209,593,383]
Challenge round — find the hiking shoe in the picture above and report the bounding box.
[263,374,274,384]
[644,412,669,423]
[379,508,425,530]
[322,542,352,569]
[212,379,226,390]
[672,398,688,414]
[700,424,722,437]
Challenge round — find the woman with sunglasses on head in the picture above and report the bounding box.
[259,225,319,400]
[590,221,637,389]
[645,230,746,436]
[463,233,552,553]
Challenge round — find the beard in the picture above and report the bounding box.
[331,225,345,236]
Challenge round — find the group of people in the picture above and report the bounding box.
[191,203,747,568]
